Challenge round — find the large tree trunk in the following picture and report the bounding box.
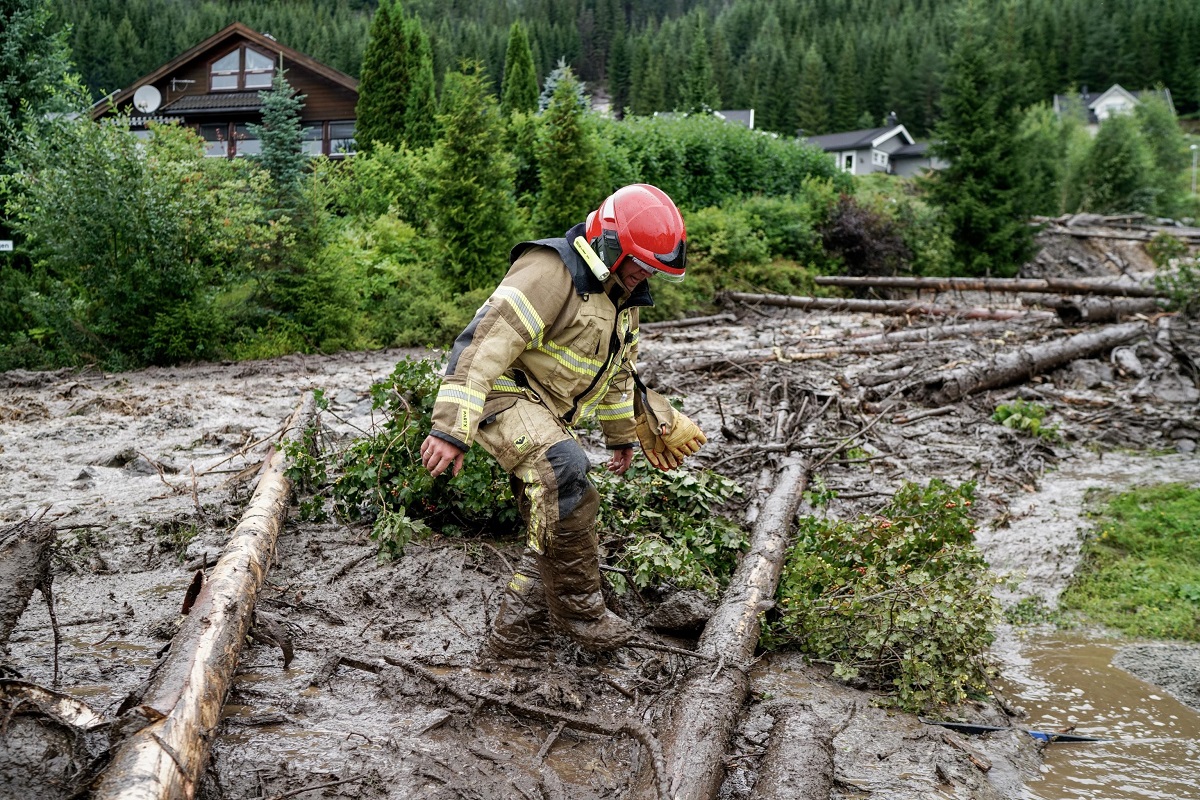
[813,275,1164,298]
[912,322,1147,405]
[753,703,834,800]
[722,291,1049,320]
[636,457,809,800]
[1028,295,1164,324]
[0,522,55,652]
[92,393,316,800]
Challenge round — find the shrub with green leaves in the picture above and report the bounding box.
[992,399,1059,441]
[285,357,518,556]
[594,464,748,597]
[767,480,1001,711]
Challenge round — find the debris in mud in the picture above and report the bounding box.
[2,221,1200,799]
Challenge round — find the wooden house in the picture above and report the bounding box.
[91,22,358,158]
[806,115,946,177]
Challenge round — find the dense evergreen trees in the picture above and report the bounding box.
[501,22,539,117]
[54,0,1200,138]
[356,1,435,151]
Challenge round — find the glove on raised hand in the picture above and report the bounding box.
[634,388,707,471]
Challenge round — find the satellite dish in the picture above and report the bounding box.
[133,85,162,113]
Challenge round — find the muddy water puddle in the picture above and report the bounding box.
[1000,632,1200,800]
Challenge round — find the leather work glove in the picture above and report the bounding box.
[634,388,707,471]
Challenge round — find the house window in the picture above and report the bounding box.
[872,150,888,167]
[210,46,276,91]
[198,123,228,158]
[329,120,356,156]
[843,153,854,172]
[301,124,324,156]
[233,124,261,157]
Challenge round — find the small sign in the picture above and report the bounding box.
[0,241,12,252]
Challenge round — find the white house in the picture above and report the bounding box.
[1052,84,1176,134]
[805,117,945,177]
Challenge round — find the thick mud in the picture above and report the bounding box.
[2,274,1199,798]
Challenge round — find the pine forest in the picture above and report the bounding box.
[57,0,1200,136]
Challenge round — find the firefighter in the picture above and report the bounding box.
[419,183,706,656]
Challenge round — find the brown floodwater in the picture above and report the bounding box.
[999,632,1200,800]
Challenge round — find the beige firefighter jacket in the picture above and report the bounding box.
[430,224,650,453]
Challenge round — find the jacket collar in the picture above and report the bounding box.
[564,223,654,308]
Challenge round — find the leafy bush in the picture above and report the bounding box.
[285,357,519,556]
[599,114,851,210]
[767,480,1001,711]
[4,118,263,366]
[821,193,914,278]
[594,464,747,597]
[992,399,1059,441]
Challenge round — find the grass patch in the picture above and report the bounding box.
[1061,483,1200,639]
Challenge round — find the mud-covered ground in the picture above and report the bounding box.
[3,232,1200,800]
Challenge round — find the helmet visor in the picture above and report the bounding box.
[630,255,686,283]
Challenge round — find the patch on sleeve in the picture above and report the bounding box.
[513,434,531,454]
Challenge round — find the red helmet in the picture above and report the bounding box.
[585,184,687,283]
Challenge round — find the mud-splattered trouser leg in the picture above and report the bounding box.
[475,399,633,653]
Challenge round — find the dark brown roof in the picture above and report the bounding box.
[91,22,357,120]
[162,91,263,114]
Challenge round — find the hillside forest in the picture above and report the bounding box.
[55,0,1200,136]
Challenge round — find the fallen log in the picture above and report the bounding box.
[852,319,1024,344]
[635,456,809,800]
[722,291,1052,320]
[0,522,55,653]
[641,312,738,331]
[753,702,835,800]
[813,275,1165,298]
[669,339,961,371]
[912,322,1147,406]
[1020,295,1165,324]
[92,393,317,800]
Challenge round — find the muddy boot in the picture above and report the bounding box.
[479,550,551,660]
[538,526,634,652]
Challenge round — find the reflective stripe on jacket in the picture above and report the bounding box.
[430,223,652,451]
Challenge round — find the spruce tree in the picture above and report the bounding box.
[607,29,632,118]
[832,38,863,131]
[679,13,718,113]
[534,66,604,235]
[355,0,411,152]
[403,18,438,148]
[248,69,306,210]
[429,63,519,293]
[927,2,1032,277]
[501,21,539,117]
[796,43,829,136]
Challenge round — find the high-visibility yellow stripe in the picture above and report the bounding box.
[436,384,485,411]
[577,342,630,420]
[536,338,604,375]
[492,286,544,345]
[492,376,524,393]
[596,397,634,420]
